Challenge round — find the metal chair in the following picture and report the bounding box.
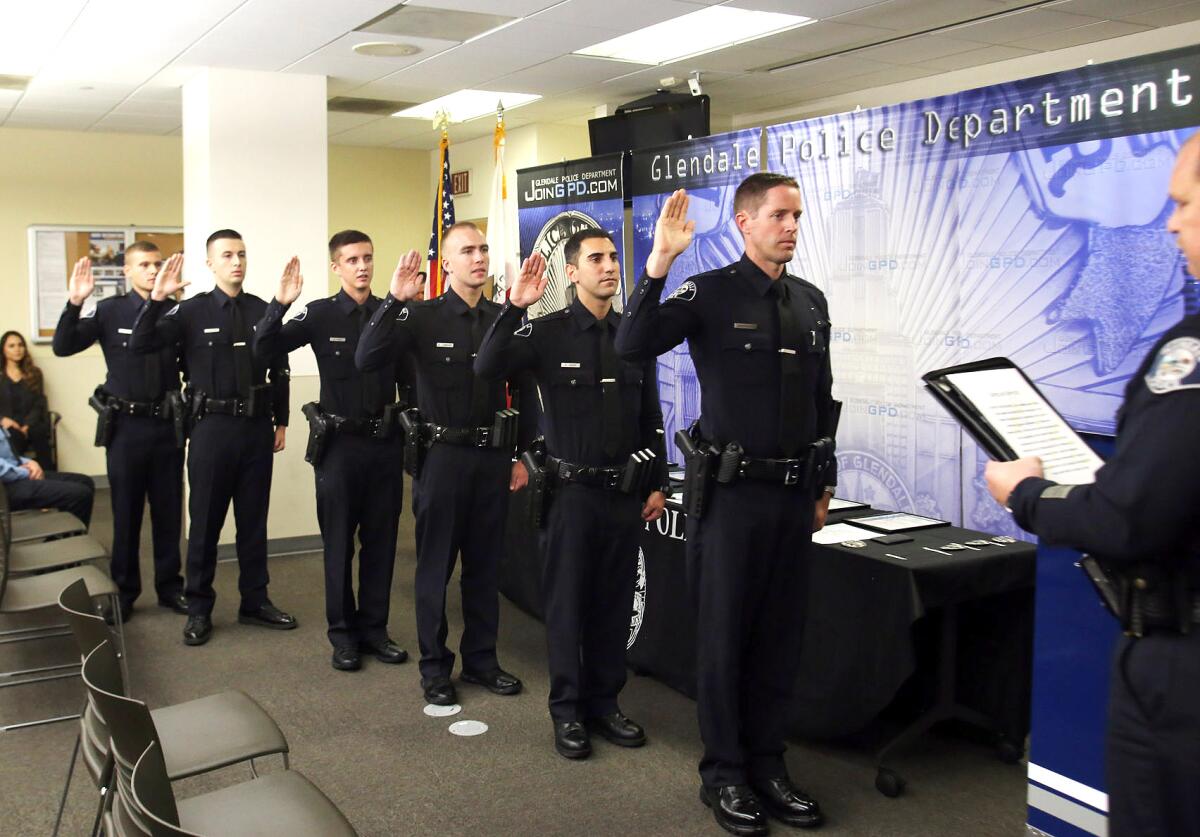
[11,510,88,544]
[10,533,108,575]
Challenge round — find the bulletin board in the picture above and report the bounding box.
[27,225,184,343]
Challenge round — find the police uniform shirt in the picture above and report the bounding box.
[616,253,837,470]
[477,296,668,477]
[131,288,289,425]
[254,291,396,419]
[355,289,507,428]
[1009,311,1200,562]
[53,294,182,400]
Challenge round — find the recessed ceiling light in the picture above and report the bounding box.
[392,89,541,122]
[575,6,814,66]
[353,41,423,58]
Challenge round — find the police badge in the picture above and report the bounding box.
[1145,336,1200,394]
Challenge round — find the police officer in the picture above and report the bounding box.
[52,244,186,622]
[356,221,527,706]
[253,230,409,672]
[985,133,1200,837]
[475,228,668,759]
[131,229,296,646]
[616,179,835,834]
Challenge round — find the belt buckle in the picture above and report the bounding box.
[783,460,801,486]
[557,461,573,481]
[604,470,621,490]
[233,400,248,417]
[477,426,492,447]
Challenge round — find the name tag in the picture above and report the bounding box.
[233,341,247,347]
[436,341,455,348]
[561,362,581,368]
[329,336,346,343]
[733,322,758,330]
[117,328,132,334]
[204,327,220,334]
[779,348,797,355]
[601,377,617,384]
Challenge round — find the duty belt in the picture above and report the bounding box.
[107,394,172,420]
[735,454,813,487]
[428,423,497,447]
[332,414,395,439]
[203,396,260,418]
[546,456,625,490]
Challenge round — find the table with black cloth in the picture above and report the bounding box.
[500,492,1035,795]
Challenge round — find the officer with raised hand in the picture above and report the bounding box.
[356,221,527,707]
[616,178,836,835]
[985,132,1200,837]
[253,230,412,672]
[131,230,296,646]
[53,245,186,623]
[476,228,668,760]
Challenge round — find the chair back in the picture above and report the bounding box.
[80,642,159,777]
[60,579,120,667]
[0,480,10,603]
[130,741,191,837]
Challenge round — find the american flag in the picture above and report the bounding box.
[427,130,455,298]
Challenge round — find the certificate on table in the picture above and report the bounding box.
[922,358,1104,484]
[850,512,948,532]
[812,522,878,545]
[828,497,868,511]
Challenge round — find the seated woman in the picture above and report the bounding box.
[0,330,54,469]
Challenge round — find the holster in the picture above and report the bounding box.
[491,408,520,450]
[88,386,116,447]
[675,422,716,519]
[379,403,401,440]
[521,442,551,530]
[619,448,659,497]
[188,389,206,429]
[245,384,271,420]
[1083,556,1198,637]
[165,391,189,448]
[301,401,334,467]
[398,408,427,478]
[807,437,836,499]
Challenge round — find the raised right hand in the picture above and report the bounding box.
[508,253,548,309]
[653,189,695,259]
[68,258,95,306]
[391,249,424,301]
[151,253,188,302]
[276,256,303,305]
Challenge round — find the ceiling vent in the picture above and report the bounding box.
[357,4,515,42]
[328,96,416,115]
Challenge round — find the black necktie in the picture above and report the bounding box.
[144,344,162,400]
[230,297,253,398]
[468,308,490,424]
[774,281,804,457]
[357,305,381,413]
[599,319,621,459]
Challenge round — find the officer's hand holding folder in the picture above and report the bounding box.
[921,357,1103,484]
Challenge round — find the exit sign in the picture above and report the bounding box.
[451,169,471,196]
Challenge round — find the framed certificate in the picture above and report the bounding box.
[827,497,867,511]
[849,512,949,532]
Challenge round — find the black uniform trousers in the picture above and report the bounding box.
[107,415,183,607]
[686,479,815,789]
[7,471,95,526]
[1106,628,1200,836]
[315,433,403,649]
[184,414,273,617]
[540,483,642,722]
[412,442,509,682]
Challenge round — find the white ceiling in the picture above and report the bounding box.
[0,0,1197,149]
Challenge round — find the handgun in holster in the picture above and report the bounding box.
[188,389,207,428]
[490,408,520,450]
[619,448,658,497]
[88,386,116,447]
[806,437,836,498]
[675,422,716,519]
[714,442,744,484]
[301,401,334,466]
[521,441,551,529]
[398,408,427,478]
[164,390,189,448]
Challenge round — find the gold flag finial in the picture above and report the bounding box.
[433,109,450,134]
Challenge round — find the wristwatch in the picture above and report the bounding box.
[823,486,836,497]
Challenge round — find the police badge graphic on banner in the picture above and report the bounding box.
[517,154,626,319]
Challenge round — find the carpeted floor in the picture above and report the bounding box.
[1,485,1027,836]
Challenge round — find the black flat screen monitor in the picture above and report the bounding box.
[588,95,710,155]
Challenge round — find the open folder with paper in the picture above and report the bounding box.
[922,358,1104,484]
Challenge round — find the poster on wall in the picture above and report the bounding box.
[629,129,763,451]
[766,44,1200,532]
[516,154,625,319]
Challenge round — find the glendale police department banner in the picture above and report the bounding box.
[629,129,763,449]
[767,44,1200,535]
[517,154,625,319]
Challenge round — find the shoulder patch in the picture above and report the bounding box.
[667,280,697,302]
[165,304,180,318]
[514,321,532,338]
[1145,337,1200,394]
[288,306,309,323]
[398,306,409,322]
[81,305,97,319]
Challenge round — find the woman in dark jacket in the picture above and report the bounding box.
[1,330,54,468]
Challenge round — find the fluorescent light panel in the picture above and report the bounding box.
[574,6,814,66]
[393,89,540,122]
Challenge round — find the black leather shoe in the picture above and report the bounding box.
[237,603,297,630]
[700,785,769,837]
[331,647,361,671]
[460,667,522,695]
[587,712,646,747]
[156,592,188,614]
[750,777,823,829]
[358,638,408,664]
[183,615,212,646]
[422,676,457,706]
[104,600,134,626]
[554,721,591,760]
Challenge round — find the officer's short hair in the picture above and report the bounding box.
[206,229,243,251]
[329,229,372,261]
[733,173,799,216]
[442,221,481,247]
[564,228,614,267]
[124,240,161,263]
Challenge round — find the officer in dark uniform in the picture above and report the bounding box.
[52,244,187,622]
[475,229,668,759]
[253,230,409,672]
[985,133,1200,837]
[616,179,835,835]
[356,221,527,707]
[131,229,296,646]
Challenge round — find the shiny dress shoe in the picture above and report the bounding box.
[554,721,591,760]
[156,591,189,614]
[459,667,522,695]
[237,603,297,630]
[422,676,458,706]
[358,638,408,664]
[183,615,213,646]
[331,647,361,671]
[700,785,770,837]
[750,777,823,829]
[587,712,646,747]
